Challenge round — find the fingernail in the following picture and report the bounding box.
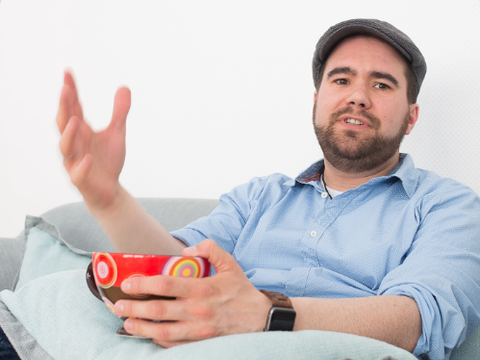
[122,280,131,291]
[183,245,197,256]
[124,318,133,332]
[114,302,123,317]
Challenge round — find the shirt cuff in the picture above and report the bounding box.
[381,284,441,359]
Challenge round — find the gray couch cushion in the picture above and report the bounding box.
[0,236,25,291]
[39,198,219,253]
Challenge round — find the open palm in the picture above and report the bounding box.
[56,71,131,209]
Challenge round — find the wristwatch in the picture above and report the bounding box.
[260,290,296,331]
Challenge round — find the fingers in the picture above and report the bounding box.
[121,274,202,299]
[109,87,131,134]
[58,111,94,190]
[115,298,185,322]
[63,71,84,121]
[56,71,84,134]
[122,318,218,345]
[56,84,74,134]
[59,116,79,160]
[183,239,242,275]
[57,71,130,141]
[116,274,216,323]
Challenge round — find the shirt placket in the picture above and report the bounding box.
[285,188,359,297]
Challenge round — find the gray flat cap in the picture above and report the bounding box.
[312,19,427,93]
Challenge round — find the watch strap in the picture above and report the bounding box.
[260,290,294,309]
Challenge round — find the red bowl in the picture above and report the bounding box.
[86,252,211,313]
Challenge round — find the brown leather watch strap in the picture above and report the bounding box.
[260,290,293,308]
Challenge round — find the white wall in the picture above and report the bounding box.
[1,0,479,237]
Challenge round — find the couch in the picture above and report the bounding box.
[0,198,479,360]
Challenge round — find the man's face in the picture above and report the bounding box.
[313,36,419,174]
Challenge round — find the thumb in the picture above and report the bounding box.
[182,239,240,274]
[110,86,131,133]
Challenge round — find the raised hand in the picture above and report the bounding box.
[56,71,131,210]
[113,239,271,348]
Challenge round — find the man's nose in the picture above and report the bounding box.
[345,85,371,109]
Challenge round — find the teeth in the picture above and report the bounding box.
[345,118,364,125]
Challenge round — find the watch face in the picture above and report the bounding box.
[267,307,296,331]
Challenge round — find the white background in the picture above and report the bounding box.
[1,0,479,237]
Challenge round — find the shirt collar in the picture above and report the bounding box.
[290,153,418,198]
[385,153,417,198]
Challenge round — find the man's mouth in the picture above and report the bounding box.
[344,118,364,126]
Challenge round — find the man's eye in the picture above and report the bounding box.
[334,79,349,85]
[374,83,390,90]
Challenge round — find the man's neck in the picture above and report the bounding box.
[323,153,400,192]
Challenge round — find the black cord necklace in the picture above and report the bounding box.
[321,174,333,199]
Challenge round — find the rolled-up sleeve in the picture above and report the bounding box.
[379,182,480,360]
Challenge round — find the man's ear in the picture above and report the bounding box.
[314,92,317,103]
[405,103,419,135]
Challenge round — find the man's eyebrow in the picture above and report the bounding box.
[369,71,399,88]
[326,67,356,79]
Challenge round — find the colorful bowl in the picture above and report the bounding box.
[86,252,212,313]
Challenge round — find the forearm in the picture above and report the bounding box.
[291,295,422,352]
[87,185,186,254]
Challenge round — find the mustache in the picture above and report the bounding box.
[329,107,381,130]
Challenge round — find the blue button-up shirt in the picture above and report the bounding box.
[171,154,480,360]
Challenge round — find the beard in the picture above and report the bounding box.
[313,105,410,174]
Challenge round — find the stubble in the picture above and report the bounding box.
[313,105,409,173]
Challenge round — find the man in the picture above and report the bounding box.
[53,19,480,360]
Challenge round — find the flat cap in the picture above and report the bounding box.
[312,19,427,93]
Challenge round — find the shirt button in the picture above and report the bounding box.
[321,192,328,198]
[310,230,317,238]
